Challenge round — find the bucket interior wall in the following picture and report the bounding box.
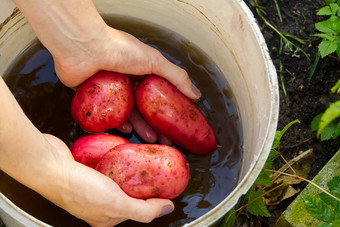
[92,0,275,180]
[0,0,279,226]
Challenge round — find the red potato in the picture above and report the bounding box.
[71,134,129,168]
[135,75,216,154]
[71,71,134,133]
[96,143,190,199]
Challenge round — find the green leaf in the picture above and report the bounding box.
[264,149,278,169]
[324,0,337,5]
[331,220,340,226]
[255,149,277,187]
[331,79,340,93]
[332,122,340,139]
[246,187,271,217]
[319,40,338,58]
[327,176,340,192]
[334,201,340,220]
[221,207,236,227]
[336,44,340,58]
[315,17,340,34]
[272,120,300,149]
[318,101,340,137]
[313,33,336,41]
[317,222,333,227]
[281,32,307,45]
[317,6,332,16]
[320,123,337,141]
[330,3,340,15]
[311,113,323,131]
[330,16,340,33]
[309,51,321,80]
[255,171,272,186]
[302,195,333,222]
[319,192,338,207]
[315,20,336,34]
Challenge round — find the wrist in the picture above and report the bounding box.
[13,0,108,61]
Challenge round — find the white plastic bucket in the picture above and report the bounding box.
[0,0,279,226]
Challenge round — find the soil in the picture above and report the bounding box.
[237,0,340,226]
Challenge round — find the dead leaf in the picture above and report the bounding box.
[264,149,313,205]
[264,180,301,205]
[273,148,313,185]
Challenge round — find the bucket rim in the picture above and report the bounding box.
[183,0,279,226]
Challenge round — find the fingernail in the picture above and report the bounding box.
[191,84,201,98]
[159,205,174,217]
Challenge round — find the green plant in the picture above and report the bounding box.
[314,1,340,58]
[220,119,340,227]
[311,80,340,141]
[302,176,340,227]
[309,0,340,79]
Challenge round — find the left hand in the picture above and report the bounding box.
[43,134,174,227]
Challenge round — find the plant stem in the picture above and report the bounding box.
[279,37,287,96]
[278,150,297,175]
[309,51,321,80]
[273,0,282,22]
[264,169,340,202]
[253,0,310,60]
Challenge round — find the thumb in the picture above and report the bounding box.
[124,197,174,223]
[151,50,201,100]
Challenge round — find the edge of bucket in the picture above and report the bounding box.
[183,0,279,226]
[0,193,51,227]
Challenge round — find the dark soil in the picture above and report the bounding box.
[239,0,340,226]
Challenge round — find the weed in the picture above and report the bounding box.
[220,119,340,226]
[311,80,340,141]
[220,120,300,226]
[309,0,340,79]
[302,176,340,226]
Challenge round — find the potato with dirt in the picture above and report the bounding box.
[70,134,130,168]
[135,75,216,154]
[96,143,190,199]
[71,71,134,133]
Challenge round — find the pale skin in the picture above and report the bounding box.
[0,0,201,226]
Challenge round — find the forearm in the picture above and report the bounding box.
[12,0,108,61]
[0,77,66,205]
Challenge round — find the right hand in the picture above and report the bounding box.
[53,25,199,144]
[53,26,201,100]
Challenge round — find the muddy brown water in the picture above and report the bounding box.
[0,16,243,227]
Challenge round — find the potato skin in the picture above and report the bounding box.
[71,71,134,133]
[71,134,129,168]
[135,75,216,154]
[96,143,190,199]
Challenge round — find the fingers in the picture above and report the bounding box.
[116,121,133,134]
[128,109,158,143]
[123,197,174,223]
[151,50,201,100]
[158,134,172,146]
[117,109,172,145]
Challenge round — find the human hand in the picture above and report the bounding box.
[55,26,194,144]
[43,134,174,227]
[53,26,201,100]
[116,108,173,145]
[13,0,200,143]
